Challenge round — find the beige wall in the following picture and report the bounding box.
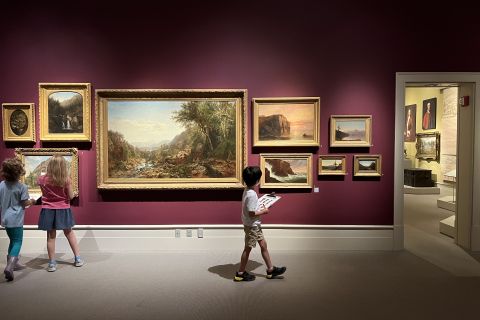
[404,88,444,181]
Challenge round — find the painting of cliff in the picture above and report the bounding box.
[260,154,312,188]
[330,115,372,147]
[106,100,237,179]
[253,98,320,146]
[48,92,83,133]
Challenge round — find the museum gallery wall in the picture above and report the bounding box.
[4,1,476,226]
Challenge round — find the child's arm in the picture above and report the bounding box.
[21,199,36,208]
[249,204,269,217]
[66,180,77,200]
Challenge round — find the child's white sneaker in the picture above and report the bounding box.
[47,262,57,272]
[74,257,84,267]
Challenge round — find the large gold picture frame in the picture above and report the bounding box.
[15,148,79,194]
[330,115,372,147]
[353,154,382,177]
[96,89,247,189]
[252,97,320,147]
[259,153,313,189]
[39,83,91,141]
[2,103,35,142]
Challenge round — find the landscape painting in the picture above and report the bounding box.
[15,148,79,193]
[318,155,346,175]
[96,89,247,189]
[260,153,312,188]
[39,83,91,141]
[353,155,382,177]
[330,115,372,147]
[2,103,35,142]
[416,132,440,161]
[253,97,320,146]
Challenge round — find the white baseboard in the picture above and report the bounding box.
[0,225,395,253]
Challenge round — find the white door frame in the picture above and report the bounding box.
[394,72,480,251]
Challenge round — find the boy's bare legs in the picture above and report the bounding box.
[64,229,80,257]
[258,239,273,271]
[238,245,252,273]
[47,230,57,261]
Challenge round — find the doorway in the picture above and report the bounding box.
[394,73,480,274]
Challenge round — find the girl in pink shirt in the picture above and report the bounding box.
[37,155,84,272]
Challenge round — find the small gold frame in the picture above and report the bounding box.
[15,148,79,194]
[2,103,35,142]
[318,155,346,175]
[39,83,91,141]
[353,154,382,177]
[330,115,372,147]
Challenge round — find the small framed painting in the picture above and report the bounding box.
[330,115,372,147]
[14,148,79,194]
[259,153,312,188]
[416,132,440,161]
[252,97,320,147]
[353,155,382,177]
[2,103,35,142]
[404,104,416,142]
[39,83,91,141]
[318,155,346,175]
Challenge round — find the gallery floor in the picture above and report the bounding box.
[1,188,480,320]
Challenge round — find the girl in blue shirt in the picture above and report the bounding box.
[0,157,35,281]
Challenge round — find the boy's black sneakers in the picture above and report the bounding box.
[266,266,286,279]
[234,271,256,282]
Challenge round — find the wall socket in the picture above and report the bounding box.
[186,229,192,237]
[175,229,181,238]
[197,228,204,238]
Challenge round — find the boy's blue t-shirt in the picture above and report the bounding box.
[0,181,29,228]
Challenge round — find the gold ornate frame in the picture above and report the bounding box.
[330,115,372,147]
[259,153,313,189]
[2,103,35,142]
[39,83,91,141]
[415,132,440,161]
[353,154,382,177]
[14,148,79,194]
[96,89,247,189]
[252,97,320,147]
[318,155,346,175]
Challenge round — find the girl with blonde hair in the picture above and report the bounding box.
[37,155,84,272]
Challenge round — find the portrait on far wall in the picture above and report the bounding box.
[422,97,436,130]
[2,103,35,142]
[404,104,416,142]
[39,83,91,141]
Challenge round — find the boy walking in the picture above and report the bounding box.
[234,166,286,281]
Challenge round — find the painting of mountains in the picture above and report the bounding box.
[354,155,382,177]
[260,154,312,188]
[330,116,372,147]
[318,155,346,175]
[253,98,320,146]
[106,100,237,180]
[48,91,83,133]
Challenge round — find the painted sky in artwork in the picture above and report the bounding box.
[24,155,72,176]
[335,119,366,131]
[49,91,80,102]
[259,103,314,123]
[108,100,185,148]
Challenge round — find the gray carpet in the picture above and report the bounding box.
[1,185,480,319]
[1,250,480,320]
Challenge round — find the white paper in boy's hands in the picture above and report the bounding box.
[256,193,281,210]
[30,193,42,201]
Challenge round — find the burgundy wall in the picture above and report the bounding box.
[1,1,479,226]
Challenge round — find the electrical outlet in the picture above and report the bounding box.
[175,229,181,238]
[197,228,204,238]
[314,187,319,193]
[186,229,192,237]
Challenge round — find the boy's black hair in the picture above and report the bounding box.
[1,158,26,182]
[242,166,262,187]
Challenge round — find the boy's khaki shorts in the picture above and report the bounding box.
[244,225,264,248]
